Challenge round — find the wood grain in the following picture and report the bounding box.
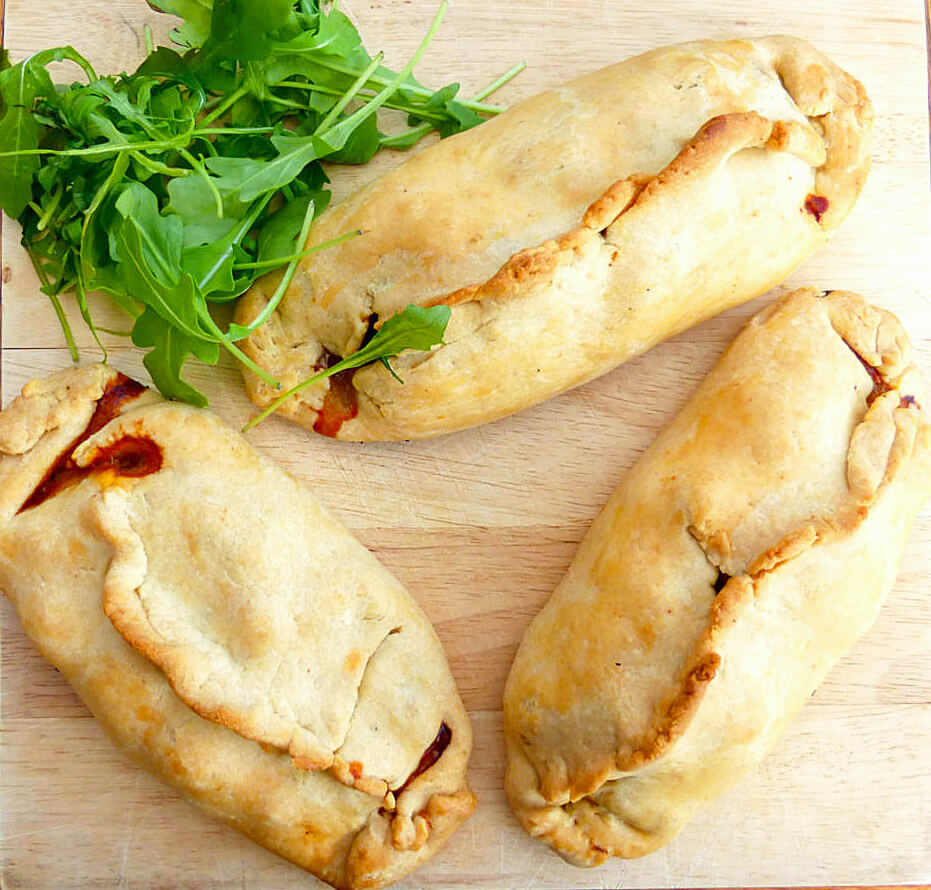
[2,2,931,888]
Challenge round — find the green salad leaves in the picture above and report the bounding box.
[0,0,521,410]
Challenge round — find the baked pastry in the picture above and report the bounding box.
[236,37,872,440]
[503,288,931,865]
[0,364,475,890]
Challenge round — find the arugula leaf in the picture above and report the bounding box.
[132,305,219,406]
[180,238,240,296]
[414,82,483,136]
[114,220,207,340]
[242,304,451,431]
[362,304,452,354]
[201,0,299,62]
[135,45,207,93]
[167,159,253,244]
[113,184,185,283]
[226,192,317,340]
[230,131,325,200]
[322,108,380,164]
[0,96,43,218]
[254,193,313,265]
[0,49,10,138]
[145,0,214,49]
[182,192,271,298]
[0,48,95,217]
[1,1,520,407]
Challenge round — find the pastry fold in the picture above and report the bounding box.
[0,364,475,890]
[236,36,872,440]
[502,288,931,865]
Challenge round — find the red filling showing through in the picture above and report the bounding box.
[18,374,160,512]
[861,361,894,406]
[313,368,360,438]
[804,193,830,222]
[842,341,924,411]
[396,722,452,795]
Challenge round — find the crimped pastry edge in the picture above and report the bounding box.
[502,288,931,866]
[0,363,476,890]
[235,36,873,441]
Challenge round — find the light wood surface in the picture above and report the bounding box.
[2,1,931,888]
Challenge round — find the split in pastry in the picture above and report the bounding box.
[235,36,872,440]
[503,288,931,865]
[0,364,475,890]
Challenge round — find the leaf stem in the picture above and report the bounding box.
[379,123,430,149]
[231,196,317,335]
[317,51,384,132]
[282,57,504,115]
[178,147,223,217]
[0,134,191,159]
[380,61,525,148]
[317,2,448,147]
[199,84,249,128]
[194,126,278,135]
[27,250,79,361]
[242,365,333,431]
[472,61,526,101]
[196,193,274,293]
[193,300,280,387]
[47,292,80,362]
[232,228,360,270]
[36,184,63,232]
[263,95,309,111]
[279,80,454,122]
[276,80,505,118]
[130,150,192,177]
[75,269,108,360]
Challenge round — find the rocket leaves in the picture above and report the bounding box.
[0,47,97,217]
[0,0,521,407]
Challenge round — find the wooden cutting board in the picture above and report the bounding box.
[2,1,930,887]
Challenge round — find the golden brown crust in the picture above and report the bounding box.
[0,365,475,890]
[503,288,931,866]
[581,173,652,232]
[427,112,803,313]
[758,35,873,228]
[235,37,872,441]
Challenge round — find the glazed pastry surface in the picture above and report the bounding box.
[503,288,931,865]
[236,37,872,440]
[0,364,475,890]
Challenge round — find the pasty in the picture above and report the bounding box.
[0,364,475,890]
[236,37,872,440]
[503,288,930,865]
